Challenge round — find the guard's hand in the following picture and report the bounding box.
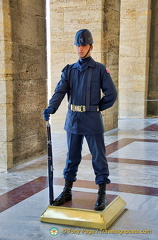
[43,107,55,121]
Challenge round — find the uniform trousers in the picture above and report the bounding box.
[63,132,110,185]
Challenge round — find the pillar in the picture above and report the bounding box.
[119,0,151,118]
[0,0,47,171]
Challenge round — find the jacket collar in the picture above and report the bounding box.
[72,57,96,71]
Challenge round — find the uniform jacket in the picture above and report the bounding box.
[49,57,117,135]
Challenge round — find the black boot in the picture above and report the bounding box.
[52,180,73,206]
[94,183,107,211]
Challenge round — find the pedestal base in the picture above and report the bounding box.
[40,192,126,229]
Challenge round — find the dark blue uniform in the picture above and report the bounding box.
[48,57,117,185]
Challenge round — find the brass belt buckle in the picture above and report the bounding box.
[71,104,86,112]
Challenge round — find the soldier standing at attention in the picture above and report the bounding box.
[43,29,117,210]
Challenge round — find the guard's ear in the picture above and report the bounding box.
[90,44,93,50]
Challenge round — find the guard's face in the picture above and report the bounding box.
[76,44,92,58]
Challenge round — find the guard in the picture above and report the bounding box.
[43,29,117,210]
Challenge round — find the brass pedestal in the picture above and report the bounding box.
[40,192,126,229]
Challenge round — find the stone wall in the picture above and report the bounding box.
[147,0,158,116]
[119,0,151,118]
[49,0,120,132]
[0,0,47,171]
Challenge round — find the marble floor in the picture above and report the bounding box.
[0,118,158,240]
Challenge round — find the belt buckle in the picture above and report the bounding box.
[71,105,85,112]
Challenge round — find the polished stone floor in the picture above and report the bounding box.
[0,118,158,240]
